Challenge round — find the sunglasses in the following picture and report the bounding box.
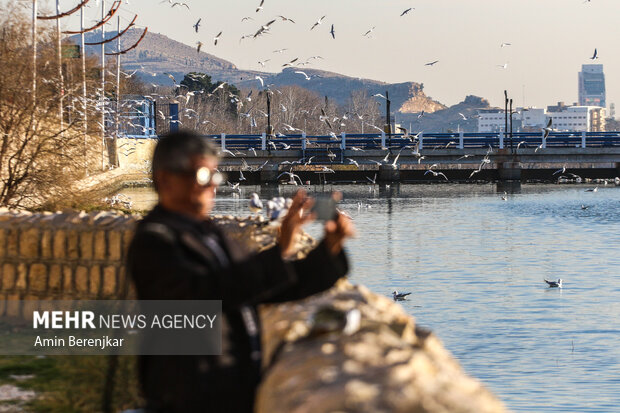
[175,167,224,187]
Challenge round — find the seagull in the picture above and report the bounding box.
[392,291,412,301]
[500,42,512,47]
[400,8,414,16]
[372,93,387,100]
[585,186,598,192]
[193,18,201,33]
[424,169,449,181]
[497,62,509,69]
[590,48,598,60]
[363,26,375,37]
[213,31,222,46]
[257,59,270,67]
[458,112,468,120]
[581,204,588,210]
[330,24,335,39]
[542,118,553,139]
[294,71,312,80]
[249,193,263,213]
[310,15,326,30]
[544,279,563,288]
[347,158,360,168]
[501,191,507,201]
[255,75,264,87]
[366,173,377,185]
[552,164,567,175]
[171,2,190,9]
[256,0,264,12]
[164,72,177,84]
[425,60,439,66]
[277,171,303,185]
[239,170,246,181]
[277,15,296,23]
[196,41,203,54]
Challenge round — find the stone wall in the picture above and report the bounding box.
[0,210,139,315]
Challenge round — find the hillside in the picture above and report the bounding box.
[70,29,444,114]
[398,96,493,133]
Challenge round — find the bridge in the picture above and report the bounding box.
[120,131,620,184]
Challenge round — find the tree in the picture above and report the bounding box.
[0,5,101,208]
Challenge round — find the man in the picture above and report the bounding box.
[127,131,354,412]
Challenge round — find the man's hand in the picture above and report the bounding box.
[278,190,315,258]
[324,193,355,256]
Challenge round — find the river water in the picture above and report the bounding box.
[121,183,620,412]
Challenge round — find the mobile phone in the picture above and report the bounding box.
[311,194,338,222]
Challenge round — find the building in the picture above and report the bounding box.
[477,109,507,132]
[578,64,606,108]
[478,105,606,133]
[547,105,606,132]
[477,107,544,133]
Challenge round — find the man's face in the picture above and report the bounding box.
[156,155,219,218]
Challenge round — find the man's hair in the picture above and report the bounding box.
[151,130,219,190]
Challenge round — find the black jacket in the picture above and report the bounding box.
[126,205,349,412]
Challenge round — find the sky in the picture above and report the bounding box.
[33,0,620,111]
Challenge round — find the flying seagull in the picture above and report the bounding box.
[330,24,335,39]
[294,71,312,80]
[425,60,439,66]
[196,41,203,54]
[542,118,553,139]
[256,0,264,12]
[400,8,414,16]
[193,18,201,33]
[310,15,326,30]
[213,31,222,46]
[590,48,598,60]
[363,26,376,37]
[544,279,563,288]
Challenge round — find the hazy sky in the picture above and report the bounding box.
[38,0,620,110]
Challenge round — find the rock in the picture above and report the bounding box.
[256,281,509,413]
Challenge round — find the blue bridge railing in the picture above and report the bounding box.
[127,131,620,151]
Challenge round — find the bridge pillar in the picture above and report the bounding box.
[459,132,464,149]
[378,164,400,183]
[498,161,522,182]
[260,164,280,185]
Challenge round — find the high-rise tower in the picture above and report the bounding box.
[578,64,606,108]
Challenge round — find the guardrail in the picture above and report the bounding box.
[127,131,620,152]
[195,131,620,152]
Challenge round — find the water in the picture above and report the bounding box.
[121,183,620,412]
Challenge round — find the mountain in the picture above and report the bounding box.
[69,29,445,114]
[398,95,494,132]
